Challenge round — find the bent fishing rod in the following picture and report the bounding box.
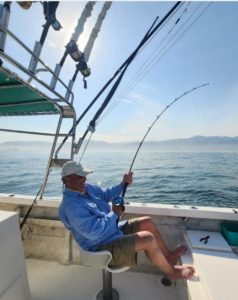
[119,83,209,209]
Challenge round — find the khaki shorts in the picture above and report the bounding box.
[99,218,140,268]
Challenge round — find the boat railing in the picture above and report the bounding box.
[0,24,75,106]
[0,21,77,198]
[0,2,113,198]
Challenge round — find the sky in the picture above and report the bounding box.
[0,1,238,144]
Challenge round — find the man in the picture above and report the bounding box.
[59,161,195,280]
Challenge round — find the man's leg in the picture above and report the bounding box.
[134,216,187,265]
[135,231,194,280]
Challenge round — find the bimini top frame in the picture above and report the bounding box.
[0,18,77,198]
[0,24,75,116]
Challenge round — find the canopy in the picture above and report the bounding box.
[0,67,59,116]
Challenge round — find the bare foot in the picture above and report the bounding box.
[168,265,195,280]
[169,245,187,265]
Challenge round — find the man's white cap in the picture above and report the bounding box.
[61,161,93,178]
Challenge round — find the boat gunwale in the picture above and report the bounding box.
[0,193,237,221]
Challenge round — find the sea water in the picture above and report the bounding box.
[0,150,237,208]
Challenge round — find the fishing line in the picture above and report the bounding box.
[20,167,53,236]
[54,14,159,156]
[121,83,210,203]
[96,2,188,125]
[129,1,186,66]
[99,2,210,124]
[78,132,93,162]
[56,2,183,154]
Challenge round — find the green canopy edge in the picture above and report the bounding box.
[0,68,59,116]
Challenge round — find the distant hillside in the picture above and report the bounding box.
[0,136,238,152]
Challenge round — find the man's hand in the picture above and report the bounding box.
[122,171,133,186]
[112,204,124,218]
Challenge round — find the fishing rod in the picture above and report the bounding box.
[50,1,112,98]
[28,2,62,74]
[50,1,96,90]
[55,14,161,158]
[64,2,113,100]
[72,2,183,156]
[55,2,183,157]
[118,83,209,210]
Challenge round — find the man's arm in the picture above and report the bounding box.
[104,171,133,202]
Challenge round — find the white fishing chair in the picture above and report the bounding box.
[78,244,130,300]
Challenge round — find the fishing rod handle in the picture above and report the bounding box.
[122,182,128,198]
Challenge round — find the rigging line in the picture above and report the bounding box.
[72,14,166,153]
[56,2,182,152]
[138,2,183,48]
[20,167,53,234]
[121,83,209,200]
[75,2,183,153]
[144,2,213,74]
[97,3,194,123]
[131,2,212,86]
[112,1,185,92]
[100,4,211,125]
[112,2,198,102]
[98,2,206,123]
[134,1,188,61]
[167,1,191,35]
[54,15,158,156]
[77,64,130,149]
[78,131,93,163]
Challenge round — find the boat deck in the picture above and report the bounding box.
[26,259,187,300]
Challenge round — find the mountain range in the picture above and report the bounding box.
[0,136,238,152]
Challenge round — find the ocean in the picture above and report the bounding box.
[0,150,237,208]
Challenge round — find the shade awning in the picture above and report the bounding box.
[0,67,59,116]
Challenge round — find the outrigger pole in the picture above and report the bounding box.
[120,83,210,210]
[54,11,161,158]
[72,1,183,155]
[54,2,183,157]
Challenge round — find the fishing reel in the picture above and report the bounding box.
[66,40,81,62]
[112,196,124,206]
[76,57,91,78]
[66,40,91,77]
[112,196,126,212]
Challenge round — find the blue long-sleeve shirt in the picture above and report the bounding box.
[58,183,124,251]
